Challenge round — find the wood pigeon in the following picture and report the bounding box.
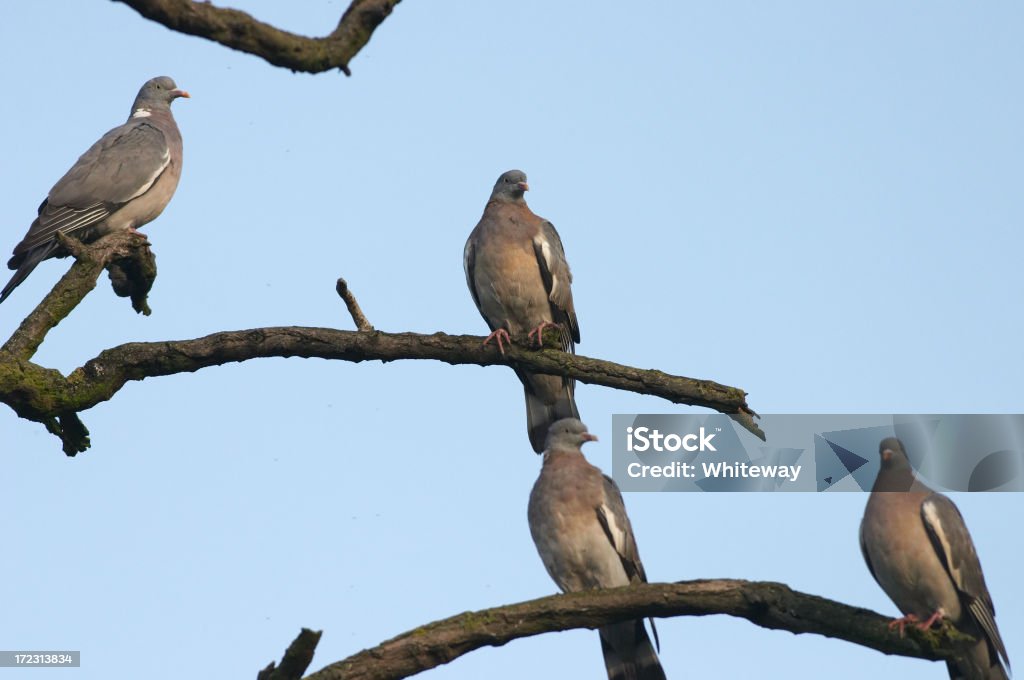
[860,437,1011,680]
[464,170,580,452]
[528,418,667,680]
[2,76,188,304]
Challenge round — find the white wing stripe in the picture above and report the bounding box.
[597,503,629,557]
[124,149,170,202]
[922,499,963,586]
[534,233,563,299]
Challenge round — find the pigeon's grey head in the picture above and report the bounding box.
[489,169,529,203]
[879,437,910,469]
[874,437,916,491]
[544,418,597,453]
[132,76,190,114]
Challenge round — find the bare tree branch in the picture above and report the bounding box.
[0,234,761,453]
[1,325,760,453]
[281,579,976,680]
[112,0,402,75]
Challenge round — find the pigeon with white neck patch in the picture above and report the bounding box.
[464,170,580,452]
[2,76,188,303]
[528,418,667,680]
[860,437,1010,680]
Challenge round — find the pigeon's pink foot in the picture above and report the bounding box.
[887,614,920,637]
[127,228,152,245]
[483,328,511,354]
[915,610,944,630]
[528,321,559,348]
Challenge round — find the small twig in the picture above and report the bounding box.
[729,407,760,437]
[259,628,322,680]
[336,278,374,331]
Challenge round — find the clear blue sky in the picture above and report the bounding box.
[1,2,1021,678]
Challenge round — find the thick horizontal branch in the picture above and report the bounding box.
[299,579,972,680]
[112,0,401,75]
[0,325,761,453]
[1,234,759,452]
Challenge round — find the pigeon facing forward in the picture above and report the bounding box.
[860,437,1011,680]
[2,76,188,303]
[528,418,667,680]
[464,170,580,452]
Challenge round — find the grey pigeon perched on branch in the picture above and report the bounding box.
[464,170,580,452]
[528,418,667,680]
[860,437,1011,680]
[1,76,188,304]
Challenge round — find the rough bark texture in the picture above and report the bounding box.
[276,579,977,680]
[112,0,401,75]
[2,231,153,361]
[0,233,760,454]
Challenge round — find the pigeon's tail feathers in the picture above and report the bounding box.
[1,240,60,304]
[599,620,666,680]
[946,638,1010,680]
[525,379,579,453]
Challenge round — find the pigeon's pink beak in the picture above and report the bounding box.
[173,89,191,99]
[517,181,529,191]
[583,433,598,442]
